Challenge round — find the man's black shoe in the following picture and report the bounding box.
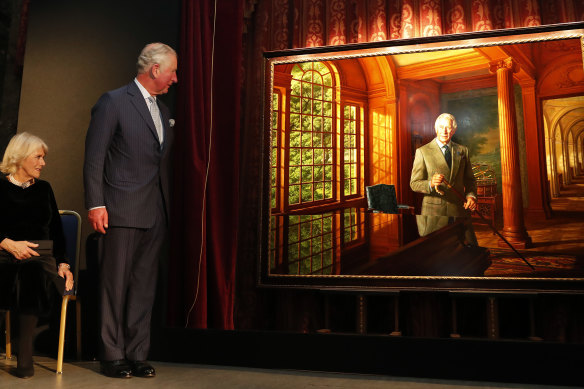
[100,359,132,378]
[131,361,156,377]
[12,366,34,379]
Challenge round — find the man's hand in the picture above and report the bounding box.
[88,207,109,234]
[431,173,445,195]
[464,196,477,211]
[431,173,444,187]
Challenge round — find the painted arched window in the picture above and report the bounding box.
[270,61,366,275]
[288,62,335,206]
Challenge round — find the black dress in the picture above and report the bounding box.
[0,175,67,316]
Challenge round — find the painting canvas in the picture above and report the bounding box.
[260,24,584,292]
[445,86,527,202]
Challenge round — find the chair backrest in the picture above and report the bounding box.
[59,210,82,295]
[365,184,398,213]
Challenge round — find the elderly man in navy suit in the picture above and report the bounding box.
[83,43,177,378]
[410,113,478,245]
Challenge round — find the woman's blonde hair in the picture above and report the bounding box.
[0,132,48,175]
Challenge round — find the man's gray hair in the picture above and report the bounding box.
[435,113,457,130]
[136,43,177,74]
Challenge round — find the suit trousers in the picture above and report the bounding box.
[98,195,166,361]
[462,216,478,246]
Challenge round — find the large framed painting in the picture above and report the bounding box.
[258,22,584,293]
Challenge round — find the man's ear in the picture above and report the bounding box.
[149,64,159,79]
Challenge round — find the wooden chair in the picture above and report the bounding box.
[3,311,11,360]
[56,210,82,374]
[3,210,82,374]
[366,184,413,214]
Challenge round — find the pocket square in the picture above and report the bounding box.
[169,119,175,127]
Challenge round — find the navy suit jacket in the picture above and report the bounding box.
[83,81,173,228]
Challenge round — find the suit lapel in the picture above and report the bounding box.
[127,82,161,144]
[429,139,450,174]
[158,100,172,153]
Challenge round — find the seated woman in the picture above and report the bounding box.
[0,132,73,378]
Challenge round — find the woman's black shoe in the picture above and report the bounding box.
[100,359,133,378]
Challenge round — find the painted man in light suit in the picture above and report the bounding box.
[410,113,478,245]
[83,43,177,379]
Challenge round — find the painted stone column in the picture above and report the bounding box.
[549,138,560,198]
[489,58,532,249]
[575,135,582,176]
[520,80,547,217]
[579,135,584,174]
[398,82,412,205]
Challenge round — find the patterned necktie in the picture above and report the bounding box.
[443,144,451,169]
[148,96,163,144]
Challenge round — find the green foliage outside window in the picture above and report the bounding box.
[285,213,334,275]
[271,93,280,209]
[269,215,276,269]
[288,62,334,205]
[343,105,358,196]
[342,208,362,245]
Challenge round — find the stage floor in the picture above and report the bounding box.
[0,355,578,389]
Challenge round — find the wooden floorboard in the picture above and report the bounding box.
[475,174,584,256]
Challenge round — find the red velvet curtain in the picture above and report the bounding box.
[245,0,582,50]
[168,0,244,329]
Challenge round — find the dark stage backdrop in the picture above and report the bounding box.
[15,0,180,357]
[11,0,584,340]
[17,0,180,269]
[6,1,584,379]
[0,0,27,156]
[13,0,245,333]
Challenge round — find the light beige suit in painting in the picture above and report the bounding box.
[410,138,478,245]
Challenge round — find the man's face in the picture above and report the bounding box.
[152,55,178,96]
[435,118,456,144]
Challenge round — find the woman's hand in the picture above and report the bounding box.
[0,238,39,259]
[58,263,74,291]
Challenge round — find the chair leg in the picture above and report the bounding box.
[75,299,82,360]
[5,310,11,359]
[57,296,70,374]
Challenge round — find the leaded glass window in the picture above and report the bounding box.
[288,62,334,206]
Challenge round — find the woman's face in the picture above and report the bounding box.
[17,147,46,181]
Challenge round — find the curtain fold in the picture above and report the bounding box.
[248,0,581,50]
[168,0,243,329]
